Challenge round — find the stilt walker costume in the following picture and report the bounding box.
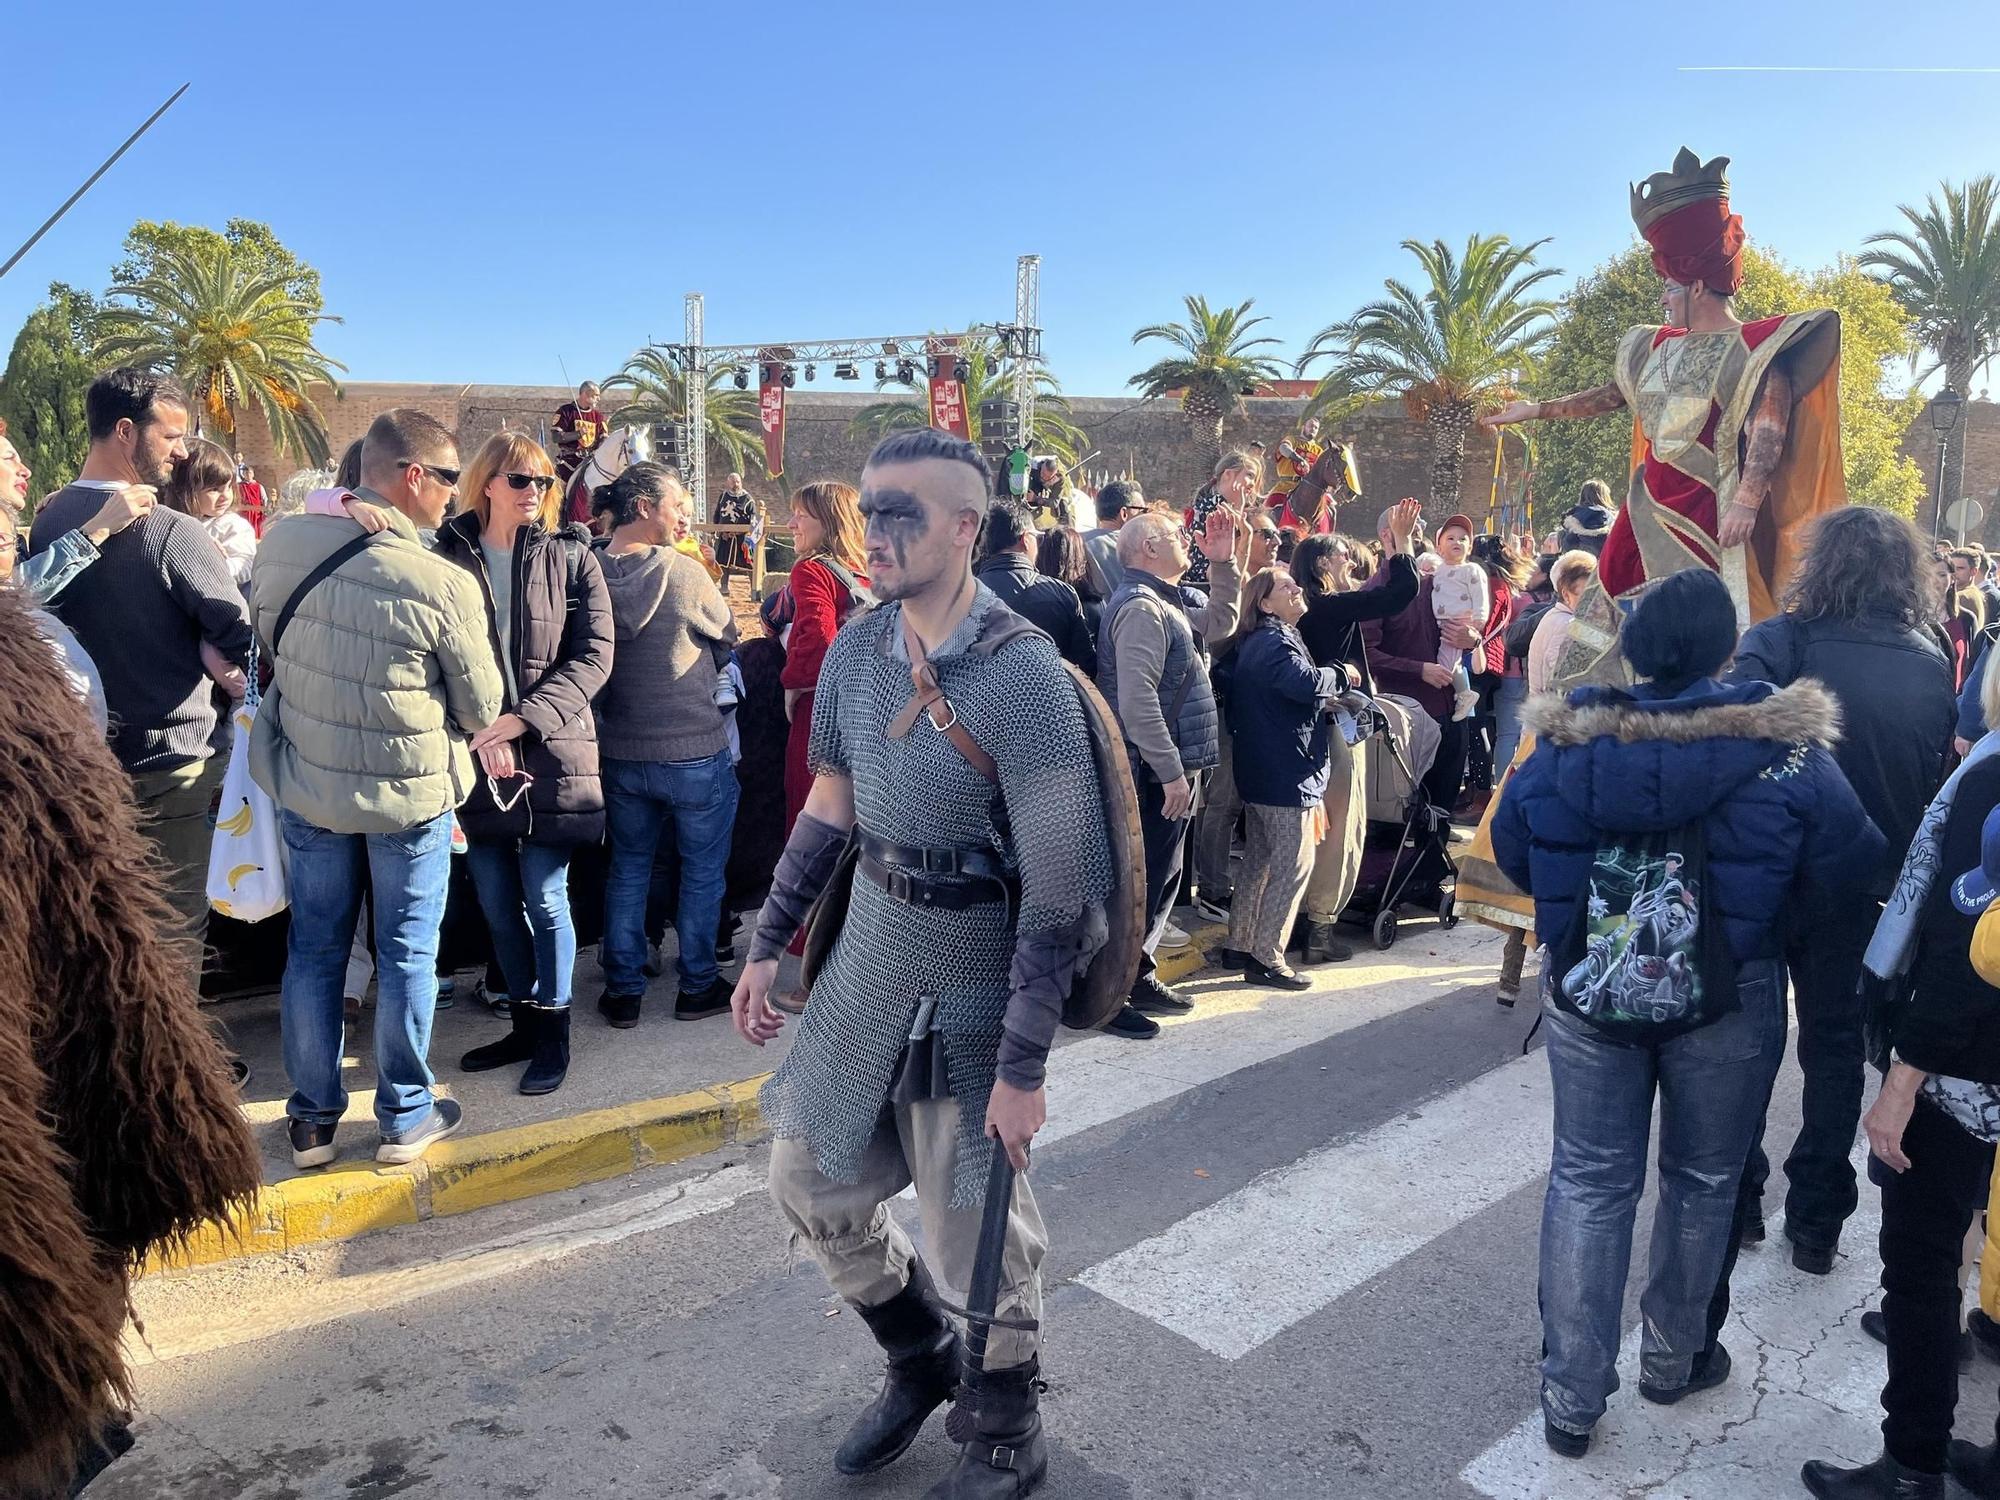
[1459,145,1848,940]
[744,571,1120,1497]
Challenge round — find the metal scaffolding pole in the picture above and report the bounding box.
[1014,255,1041,447]
[684,292,707,521]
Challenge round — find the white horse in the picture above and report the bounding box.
[562,425,652,525]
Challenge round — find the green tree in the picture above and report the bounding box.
[601,349,766,478]
[1300,235,1560,510]
[1860,176,2000,521]
[1129,296,1284,472]
[116,219,325,328]
[1531,243,1924,525]
[0,283,99,511]
[94,237,344,464]
[847,342,1088,463]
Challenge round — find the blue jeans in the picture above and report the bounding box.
[465,839,577,1011]
[280,809,454,1136]
[1492,674,1530,776]
[602,751,739,994]
[1537,959,1786,1432]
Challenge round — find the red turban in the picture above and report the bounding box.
[1643,198,1746,297]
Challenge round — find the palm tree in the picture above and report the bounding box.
[1299,235,1559,510]
[1128,296,1284,472]
[600,348,765,478]
[94,239,343,465]
[1861,176,2000,520]
[847,342,1089,463]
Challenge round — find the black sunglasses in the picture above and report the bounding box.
[1253,526,1280,539]
[500,472,557,494]
[402,460,461,487]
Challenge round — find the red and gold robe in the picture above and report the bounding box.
[1601,310,1844,622]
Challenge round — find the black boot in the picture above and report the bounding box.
[928,1359,1048,1498]
[519,1005,570,1095]
[461,1002,536,1072]
[1801,1451,1944,1498]
[1302,918,1355,964]
[833,1261,961,1476]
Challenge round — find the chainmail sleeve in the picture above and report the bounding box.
[805,627,854,777]
[989,636,1117,933]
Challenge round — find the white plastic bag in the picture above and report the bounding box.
[206,664,288,922]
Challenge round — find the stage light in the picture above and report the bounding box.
[782,365,797,389]
[733,368,748,390]
[896,359,914,383]
[834,362,858,380]
[804,363,816,382]
[875,360,888,381]
[928,357,942,379]
[954,357,971,383]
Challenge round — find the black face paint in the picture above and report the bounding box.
[859,486,931,572]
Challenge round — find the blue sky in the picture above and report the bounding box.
[3,0,1995,397]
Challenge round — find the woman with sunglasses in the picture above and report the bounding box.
[435,432,613,1095]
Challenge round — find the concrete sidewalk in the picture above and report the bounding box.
[161,913,1230,1273]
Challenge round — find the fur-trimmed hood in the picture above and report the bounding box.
[1527,678,1842,749]
[1523,677,1844,835]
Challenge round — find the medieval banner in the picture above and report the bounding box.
[759,367,787,478]
[928,370,969,438]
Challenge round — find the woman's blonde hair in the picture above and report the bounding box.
[1551,548,1598,600]
[790,480,867,573]
[1983,641,2000,737]
[463,431,561,531]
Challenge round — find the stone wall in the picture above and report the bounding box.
[234,381,2000,542]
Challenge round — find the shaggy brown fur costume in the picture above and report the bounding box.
[0,590,261,1497]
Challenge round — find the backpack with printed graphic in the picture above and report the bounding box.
[1545,819,1739,1043]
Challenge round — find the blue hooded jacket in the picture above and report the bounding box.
[1492,677,1884,959]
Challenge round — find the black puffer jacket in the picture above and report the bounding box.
[435,514,614,845]
[974,552,1096,673]
[1729,608,1954,897]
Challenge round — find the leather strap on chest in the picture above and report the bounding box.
[886,616,1000,784]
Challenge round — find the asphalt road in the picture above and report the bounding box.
[101,929,1998,1499]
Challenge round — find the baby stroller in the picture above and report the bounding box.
[1340,692,1459,950]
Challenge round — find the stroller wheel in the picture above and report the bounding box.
[1372,909,1399,951]
[1439,893,1459,930]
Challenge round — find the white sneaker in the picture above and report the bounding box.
[1452,688,1479,722]
[1159,921,1193,951]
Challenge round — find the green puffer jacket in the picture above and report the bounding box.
[250,508,503,834]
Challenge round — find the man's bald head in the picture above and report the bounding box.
[1119,511,1193,583]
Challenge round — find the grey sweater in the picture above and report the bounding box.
[594,544,739,764]
[31,483,252,773]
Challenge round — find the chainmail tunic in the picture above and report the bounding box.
[761,584,1115,1207]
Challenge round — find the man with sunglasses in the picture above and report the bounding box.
[1082,477,1145,596]
[251,409,504,1169]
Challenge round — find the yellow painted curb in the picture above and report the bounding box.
[1155,921,1227,985]
[146,930,1233,1276]
[146,1072,773,1276]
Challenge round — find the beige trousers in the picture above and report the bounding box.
[1228,804,1317,967]
[1302,734,1369,923]
[768,1095,1048,1367]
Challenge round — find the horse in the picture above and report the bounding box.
[562,425,653,527]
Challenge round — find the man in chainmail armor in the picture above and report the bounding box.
[731,428,1114,1499]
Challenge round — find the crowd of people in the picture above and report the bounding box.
[16,363,2000,1499]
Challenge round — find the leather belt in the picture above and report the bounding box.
[856,828,1018,912]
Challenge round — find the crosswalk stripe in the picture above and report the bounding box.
[1042,945,1506,1147]
[1077,1047,1554,1360]
[1460,1146,1885,1499]
[136,942,1504,1361]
